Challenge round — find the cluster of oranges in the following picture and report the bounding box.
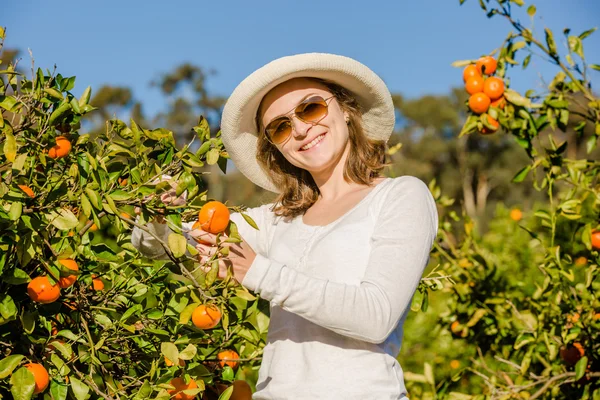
[463,56,506,134]
[26,259,103,305]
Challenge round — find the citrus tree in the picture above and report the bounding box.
[0,27,263,400]
[405,1,600,399]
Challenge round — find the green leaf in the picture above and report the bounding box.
[4,268,30,285]
[168,233,187,258]
[84,188,102,209]
[504,89,532,107]
[0,354,25,379]
[590,64,600,71]
[161,342,179,366]
[193,116,211,140]
[81,193,92,218]
[50,381,69,400]
[179,302,199,325]
[12,153,27,172]
[0,27,4,40]
[206,148,220,165]
[43,88,63,100]
[579,27,597,40]
[48,102,71,126]
[47,208,79,230]
[21,311,36,334]
[218,384,234,400]
[424,362,435,386]
[568,36,584,58]
[575,356,588,381]
[10,367,35,400]
[240,213,259,230]
[512,165,531,183]
[79,86,92,107]
[4,129,16,162]
[526,5,536,17]
[109,189,132,201]
[9,201,22,221]
[178,344,197,360]
[69,376,90,400]
[0,295,18,325]
[545,28,557,56]
[235,288,256,301]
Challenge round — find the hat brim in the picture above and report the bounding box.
[220,52,395,194]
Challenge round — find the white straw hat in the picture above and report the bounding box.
[220,52,395,194]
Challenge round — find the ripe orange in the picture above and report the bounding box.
[191,304,221,330]
[483,77,505,100]
[89,222,98,232]
[18,185,36,198]
[476,56,497,75]
[192,220,212,245]
[490,97,506,109]
[198,201,230,234]
[57,259,79,289]
[27,276,61,304]
[118,177,128,186]
[462,65,481,83]
[165,356,185,367]
[574,256,587,267]
[24,363,50,394]
[560,342,584,366]
[480,115,500,134]
[92,275,104,291]
[450,321,461,336]
[465,75,485,95]
[47,136,72,159]
[591,230,600,250]
[450,360,460,369]
[469,93,491,114]
[218,350,240,369]
[168,377,198,400]
[120,212,132,220]
[509,208,522,222]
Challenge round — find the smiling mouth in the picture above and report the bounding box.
[299,133,326,151]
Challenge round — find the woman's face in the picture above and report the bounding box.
[259,78,350,175]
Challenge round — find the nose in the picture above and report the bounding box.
[291,115,312,138]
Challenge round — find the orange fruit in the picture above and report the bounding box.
[465,75,485,95]
[560,342,585,366]
[120,212,132,220]
[476,56,497,75]
[27,276,61,304]
[18,185,35,198]
[480,115,500,134]
[24,363,50,394]
[483,77,505,100]
[450,321,461,335]
[168,377,198,400]
[469,93,491,114]
[118,177,128,186]
[218,350,240,369]
[92,275,104,291]
[509,208,522,222]
[591,230,600,250]
[490,97,506,109]
[47,136,72,159]
[165,356,185,367]
[57,259,79,289]
[192,220,212,245]
[89,222,98,232]
[198,201,230,234]
[574,256,587,267]
[191,304,221,330]
[462,65,481,83]
[450,360,460,369]
[51,321,59,336]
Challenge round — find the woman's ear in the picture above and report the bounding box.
[344,112,350,124]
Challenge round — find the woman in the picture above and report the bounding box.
[132,53,438,399]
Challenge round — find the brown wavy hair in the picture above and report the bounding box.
[255,77,392,219]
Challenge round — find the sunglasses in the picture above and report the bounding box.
[263,95,336,145]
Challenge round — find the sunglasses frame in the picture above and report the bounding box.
[263,94,337,146]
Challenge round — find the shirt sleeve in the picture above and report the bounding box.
[241,176,439,344]
[229,203,275,255]
[131,218,196,259]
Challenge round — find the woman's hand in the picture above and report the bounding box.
[134,184,187,223]
[190,227,256,285]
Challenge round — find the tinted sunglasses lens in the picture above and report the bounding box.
[266,118,293,144]
[297,97,328,122]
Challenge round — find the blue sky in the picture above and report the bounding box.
[4,0,599,120]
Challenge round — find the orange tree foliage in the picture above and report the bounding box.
[405,1,600,399]
[0,27,264,399]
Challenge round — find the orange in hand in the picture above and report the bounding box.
[27,276,61,304]
[469,93,491,114]
[192,304,222,329]
[47,136,72,159]
[198,201,230,234]
[168,377,198,400]
[476,56,497,75]
[24,363,50,394]
[483,77,505,100]
[192,220,212,245]
[57,259,79,288]
[218,349,240,369]
[465,75,484,95]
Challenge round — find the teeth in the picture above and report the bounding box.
[301,134,325,151]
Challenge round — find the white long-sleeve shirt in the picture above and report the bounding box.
[131,175,438,400]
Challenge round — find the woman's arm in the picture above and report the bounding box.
[241,177,438,344]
